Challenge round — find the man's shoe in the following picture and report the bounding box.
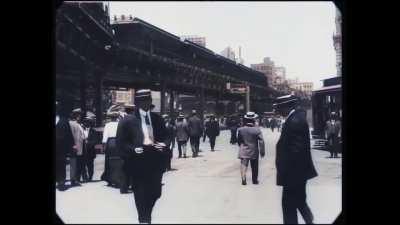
[120,189,129,194]
[242,180,247,185]
[57,184,68,191]
[253,180,259,185]
[71,181,81,187]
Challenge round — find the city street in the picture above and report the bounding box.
[56,128,341,224]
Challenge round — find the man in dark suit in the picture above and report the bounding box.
[325,112,341,158]
[162,114,176,171]
[116,89,168,224]
[55,96,75,191]
[187,110,203,157]
[274,95,318,224]
[228,115,239,144]
[205,114,220,151]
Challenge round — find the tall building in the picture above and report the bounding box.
[250,57,275,85]
[275,66,286,80]
[274,66,286,85]
[180,35,206,47]
[237,46,245,64]
[289,82,314,96]
[220,46,236,61]
[333,7,342,76]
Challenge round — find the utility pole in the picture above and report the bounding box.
[245,83,250,112]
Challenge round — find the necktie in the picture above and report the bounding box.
[145,114,150,125]
[145,113,154,143]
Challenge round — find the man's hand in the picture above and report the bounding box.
[134,147,144,154]
[261,153,265,158]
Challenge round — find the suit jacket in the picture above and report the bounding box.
[56,117,74,158]
[276,108,317,186]
[175,121,189,142]
[69,120,85,156]
[325,120,341,137]
[187,115,203,137]
[237,126,265,159]
[116,109,168,177]
[205,120,220,137]
[165,121,176,146]
[85,127,97,159]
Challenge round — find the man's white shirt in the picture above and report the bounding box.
[139,108,154,145]
[102,121,119,143]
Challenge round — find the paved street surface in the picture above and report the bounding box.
[56,128,341,224]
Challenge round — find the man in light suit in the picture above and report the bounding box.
[116,89,168,224]
[69,110,86,187]
[274,95,318,224]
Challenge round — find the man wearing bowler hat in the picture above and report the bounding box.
[116,89,168,224]
[274,95,318,224]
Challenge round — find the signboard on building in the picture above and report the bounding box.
[227,82,246,94]
[115,90,133,104]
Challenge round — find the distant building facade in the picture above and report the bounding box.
[180,35,206,47]
[289,82,314,97]
[250,57,275,86]
[333,7,342,76]
[220,46,236,61]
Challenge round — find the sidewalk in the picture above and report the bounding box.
[56,128,341,224]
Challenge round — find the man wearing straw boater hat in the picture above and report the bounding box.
[116,89,168,224]
[274,95,317,224]
[237,112,265,185]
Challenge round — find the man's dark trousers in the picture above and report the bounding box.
[190,136,200,156]
[132,172,162,223]
[250,159,258,183]
[56,157,66,184]
[130,147,164,223]
[85,157,95,181]
[209,136,216,150]
[328,135,339,158]
[282,182,314,224]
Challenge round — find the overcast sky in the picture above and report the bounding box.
[109,1,338,89]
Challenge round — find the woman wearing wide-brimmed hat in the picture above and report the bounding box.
[237,112,266,185]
